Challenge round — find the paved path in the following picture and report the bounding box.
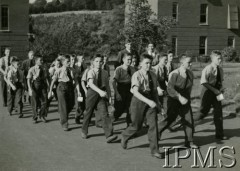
[0,98,240,171]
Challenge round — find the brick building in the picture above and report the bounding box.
[127,0,240,57]
[0,0,29,59]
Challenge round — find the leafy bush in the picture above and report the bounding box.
[221,47,238,62]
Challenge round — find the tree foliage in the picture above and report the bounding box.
[124,0,175,53]
[29,0,124,14]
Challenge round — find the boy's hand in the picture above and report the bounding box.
[178,95,188,105]
[148,100,157,108]
[99,91,107,98]
[115,92,122,101]
[11,85,16,91]
[29,89,32,97]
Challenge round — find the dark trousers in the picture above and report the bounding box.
[82,88,113,138]
[57,82,75,128]
[75,87,85,118]
[114,83,132,125]
[31,83,48,120]
[7,84,23,114]
[0,76,7,106]
[122,96,159,154]
[158,97,194,143]
[194,88,224,137]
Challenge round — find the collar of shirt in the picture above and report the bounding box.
[139,69,148,77]
[11,66,17,73]
[34,65,40,69]
[93,68,100,73]
[211,63,218,70]
[179,66,187,77]
[125,48,131,53]
[148,51,155,56]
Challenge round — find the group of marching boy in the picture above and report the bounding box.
[0,40,230,159]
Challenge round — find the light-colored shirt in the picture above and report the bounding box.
[0,56,10,74]
[52,66,74,82]
[113,65,136,83]
[200,63,224,86]
[27,65,43,80]
[167,67,194,99]
[131,70,158,93]
[49,66,60,78]
[87,68,109,88]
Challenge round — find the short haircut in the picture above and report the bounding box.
[28,50,34,54]
[11,56,19,63]
[5,47,10,51]
[125,39,131,44]
[180,53,191,62]
[71,54,76,58]
[34,56,43,62]
[90,54,103,61]
[123,52,132,59]
[158,52,168,60]
[140,54,153,62]
[147,42,155,47]
[167,50,173,54]
[211,50,222,57]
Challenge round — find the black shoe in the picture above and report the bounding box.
[63,127,69,131]
[75,118,80,124]
[151,152,164,159]
[41,117,47,123]
[216,136,228,140]
[18,114,23,118]
[81,132,88,139]
[33,120,38,124]
[106,135,118,143]
[121,137,127,149]
[9,112,12,116]
[185,142,198,148]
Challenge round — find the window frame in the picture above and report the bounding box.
[1,5,9,31]
[200,4,208,25]
[172,2,179,21]
[227,36,235,48]
[199,36,207,55]
[172,36,178,56]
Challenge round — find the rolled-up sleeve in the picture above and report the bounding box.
[167,72,179,99]
[113,68,120,81]
[200,67,209,85]
[131,72,140,89]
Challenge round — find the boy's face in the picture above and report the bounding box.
[93,57,103,69]
[123,56,132,66]
[125,43,131,50]
[148,44,154,52]
[55,61,61,68]
[77,56,84,63]
[5,49,10,57]
[168,53,173,62]
[70,57,75,64]
[64,59,70,67]
[28,52,34,60]
[131,58,137,66]
[103,57,108,64]
[140,58,152,71]
[182,57,192,70]
[13,62,20,69]
[36,58,43,66]
[159,56,168,65]
[211,54,222,66]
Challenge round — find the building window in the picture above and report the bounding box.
[172,36,177,56]
[199,36,207,55]
[200,4,208,24]
[227,5,239,29]
[1,5,9,30]
[228,36,235,48]
[172,2,178,21]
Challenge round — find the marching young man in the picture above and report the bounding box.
[152,53,168,115]
[112,53,136,126]
[194,50,227,140]
[7,57,24,117]
[0,48,11,107]
[48,55,75,131]
[73,54,86,124]
[158,54,195,148]
[81,54,117,143]
[27,57,48,123]
[121,54,163,159]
